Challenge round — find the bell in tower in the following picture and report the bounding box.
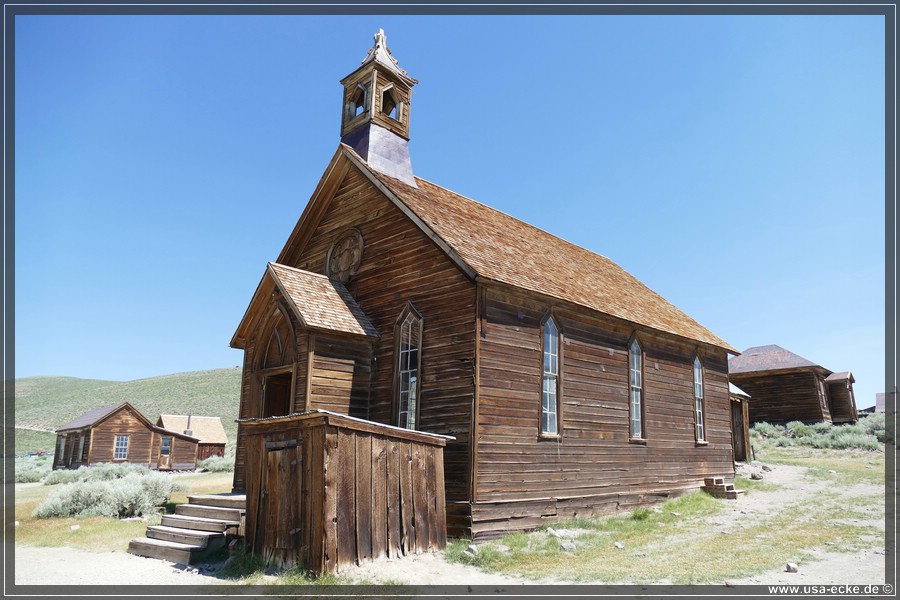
[339,29,418,187]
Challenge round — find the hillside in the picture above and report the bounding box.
[14,368,242,454]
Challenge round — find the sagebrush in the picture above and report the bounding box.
[33,470,186,519]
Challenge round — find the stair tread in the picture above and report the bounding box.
[163,513,240,524]
[129,537,204,551]
[147,525,225,537]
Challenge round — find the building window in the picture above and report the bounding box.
[693,356,705,442]
[396,304,423,430]
[161,436,172,456]
[349,83,368,119]
[114,435,129,460]
[629,338,644,439]
[76,435,86,463]
[541,316,560,435]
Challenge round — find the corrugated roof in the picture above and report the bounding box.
[157,415,228,445]
[359,161,735,352]
[729,345,822,374]
[269,262,380,338]
[56,403,125,432]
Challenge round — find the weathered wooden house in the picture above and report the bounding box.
[728,345,859,425]
[53,402,200,470]
[156,414,228,461]
[229,29,739,558]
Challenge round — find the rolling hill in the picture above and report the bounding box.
[13,368,243,454]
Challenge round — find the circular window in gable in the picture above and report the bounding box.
[326,228,364,284]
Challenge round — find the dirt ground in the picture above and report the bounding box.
[11,462,889,591]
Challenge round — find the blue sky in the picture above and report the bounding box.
[14,13,887,409]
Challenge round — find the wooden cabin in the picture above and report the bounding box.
[156,415,228,460]
[53,402,200,470]
[728,345,859,425]
[230,30,740,557]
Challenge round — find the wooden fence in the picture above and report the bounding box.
[240,410,452,574]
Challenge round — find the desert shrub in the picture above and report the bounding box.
[43,462,151,486]
[859,412,888,443]
[751,422,784,439]
[33,471,186,519]
[15,457,51,483]
[196,454,234,473]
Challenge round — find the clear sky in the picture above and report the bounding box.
[13,12,888,410]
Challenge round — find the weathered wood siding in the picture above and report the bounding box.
[88,409,155,466]
[473,284,734,538]
[308,335,372,418]
[731,370,830,424]
[198,443,226,461]
[730,396,751,462]
[283,167,477,506]
[242,412,448,574]
[826,381,858,424]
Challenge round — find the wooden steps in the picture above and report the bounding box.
[702,477,744,500]
[127,493,246,565]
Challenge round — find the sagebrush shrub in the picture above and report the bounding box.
[33,471,186,519]
[15,458,50,483]
[196,455,235,473]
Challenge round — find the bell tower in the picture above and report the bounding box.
[339,29,418,187]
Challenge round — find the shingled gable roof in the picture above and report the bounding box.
[56,403,125,432]
[56,403,200,442]
[232,261,380,347]
[728,344,829,375]
[321,145,736,353]
[157,415,228,445]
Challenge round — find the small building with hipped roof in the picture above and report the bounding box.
[728,345,858,425]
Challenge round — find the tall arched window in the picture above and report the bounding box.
[396,304,423,430]
[541,316,560,435]
[629,337,645,439]
[693,355,705,442]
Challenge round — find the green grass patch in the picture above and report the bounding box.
[732,475,780,494]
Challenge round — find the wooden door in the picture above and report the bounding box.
[158,436,173,470]
[255,438,303,565]
[731,399,747,462]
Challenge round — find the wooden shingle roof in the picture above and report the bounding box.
[156,415,228,445]
[232,261,380,347]
[56,403,124,432]
[729,345,823,375]
[356,156,736,352]
[268,262,380,337]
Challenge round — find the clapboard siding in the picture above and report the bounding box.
[473,284,733,535]
[287,167,477,503]
[731,370,830,424]
[309,335,372,418]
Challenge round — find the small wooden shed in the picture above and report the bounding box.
[53,402,200,470]
[241,410,451,573]
[156,415,228,460]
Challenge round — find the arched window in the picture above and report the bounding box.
[693,355,705,442]
[396,304,423,430]
[541,316,560,435]
[629,337,644,439]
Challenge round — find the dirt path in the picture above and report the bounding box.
[11,462,888,588]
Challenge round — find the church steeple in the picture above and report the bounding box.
[339,29,418,187]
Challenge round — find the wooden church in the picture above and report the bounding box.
[230,30,739,556]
